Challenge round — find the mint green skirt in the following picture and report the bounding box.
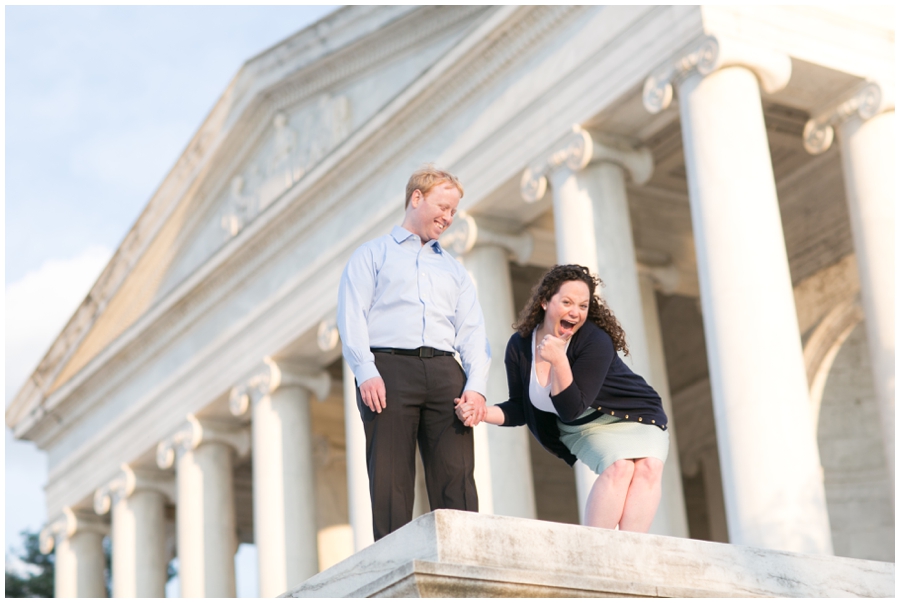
[558,411,669,476]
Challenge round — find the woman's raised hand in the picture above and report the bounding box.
[537,333,570,365]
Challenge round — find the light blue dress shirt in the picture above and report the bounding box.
[337,225,491,396]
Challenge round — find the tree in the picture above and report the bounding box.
[5,530,54,598]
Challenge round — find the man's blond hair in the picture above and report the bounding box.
[405,165,464,209]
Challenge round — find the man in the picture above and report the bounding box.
[337,166,490,540]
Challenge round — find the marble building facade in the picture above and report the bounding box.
[6,6,894,597]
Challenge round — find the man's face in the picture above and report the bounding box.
[407,182,460,243]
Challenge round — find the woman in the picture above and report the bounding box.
[456,264,668,531]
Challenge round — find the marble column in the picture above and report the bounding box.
[444,214,538,519]
[40,507,108,598]
[803,80,895,487]
[342,360,375,552]
[157,414,250,597]
[231,357,329,596]
[94,465,174,597]
[520,128,688,534]
[521,127,604,518]
[644,34,832,554]
[638,269,690,538]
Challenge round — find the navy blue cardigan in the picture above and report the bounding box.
[495,321,667,466]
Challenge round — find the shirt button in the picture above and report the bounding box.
[638,417,642,422]
[610,411,615,415]
[651,420,656,424]
[625,414,629,419]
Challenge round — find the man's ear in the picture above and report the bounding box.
[409,189,422,208]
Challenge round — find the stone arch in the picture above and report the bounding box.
[808,307,894,562]
[803,296,864,428]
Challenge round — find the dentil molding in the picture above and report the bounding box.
[156,414,250,469]
[229,357,331,418]
[642,34,792,115]
[520,126,653,203]
[802,79,895,155]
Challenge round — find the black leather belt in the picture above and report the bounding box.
[371,347,454,358]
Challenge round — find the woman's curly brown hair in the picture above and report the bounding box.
[514,264,629,355]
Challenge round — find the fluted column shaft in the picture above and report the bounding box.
[676,64,831,554]
[177,441,237,597]
[343,360,375,552]
[639,275,690,537]
[231,359,328,596]
[42,508,108,598]
[111,490,167,597]
[56,531,107,598]
[546,165,605,520]
[252,383,319,595]
[158,415,248,597]
[95,466,172,598]
[464,244,537,519]
[584,157,689,537]
[837,108,895,483]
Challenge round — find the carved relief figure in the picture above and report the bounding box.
[221,94,352,238]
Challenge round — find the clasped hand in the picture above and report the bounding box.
[454,390,486,427]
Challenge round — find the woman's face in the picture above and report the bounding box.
[542,280,590,338]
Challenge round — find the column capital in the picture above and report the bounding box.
[520,127,653,203]
[317,316,339,352]
[157,414,250,469]
[637,261,680,295]
[442,213,534,265]
[39,507,108,553]
[94,464,175,515]
[229,357,331,417]
[642,35,792,114]
[803,79,895,154]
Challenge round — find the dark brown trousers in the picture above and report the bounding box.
[357,352,478,541]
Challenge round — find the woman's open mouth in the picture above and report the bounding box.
[559,319,577,334]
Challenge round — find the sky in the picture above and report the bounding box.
[4,5,340,596]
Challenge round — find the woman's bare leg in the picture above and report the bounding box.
[618,457,664,532]
[584,460,634,528]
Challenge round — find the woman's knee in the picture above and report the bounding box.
[600,459,635,484]
[632,457,664,484]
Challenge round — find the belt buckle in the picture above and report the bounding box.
[418,347,434,358]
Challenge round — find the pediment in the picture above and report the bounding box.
[8,6,493,420]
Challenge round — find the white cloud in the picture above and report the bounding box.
[5,246,112,552]
[5,245,112,404]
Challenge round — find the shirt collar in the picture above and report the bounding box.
[391,225,444,254]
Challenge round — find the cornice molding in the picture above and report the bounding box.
[34,5,639,514]
[156,414,250,469]
[93,464,175,515]
[6,7,488,429]
[802,79,895,154]
[520,127,653,203]
[15,6,577,446]
[39,507,108,554]
[229,358,331,418]
[642,34,792,115]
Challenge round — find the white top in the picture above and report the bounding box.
[529,329,569,416]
